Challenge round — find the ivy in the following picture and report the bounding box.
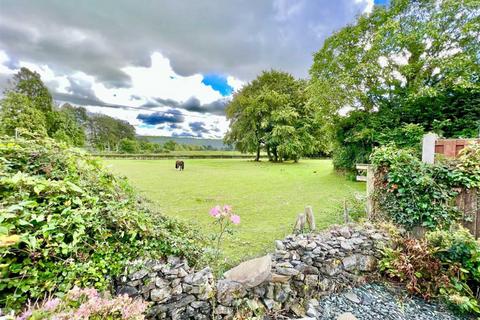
[371,143,480,230]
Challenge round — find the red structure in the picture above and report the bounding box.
[435,138,480,158]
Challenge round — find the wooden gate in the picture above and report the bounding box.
[457,188,480,238]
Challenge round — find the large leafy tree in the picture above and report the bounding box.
[88,114,136,151]
[309,0,480,170]
[225,70,318,161]
[0,92,48,137]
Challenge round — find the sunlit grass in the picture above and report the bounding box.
[104,159,364,264]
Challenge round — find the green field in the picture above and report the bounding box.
[104,159,364,264]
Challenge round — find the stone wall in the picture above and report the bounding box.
[115,223,389,319]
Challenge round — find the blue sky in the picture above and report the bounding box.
[201,74,233,97]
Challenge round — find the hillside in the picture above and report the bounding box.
[140,135,232,150]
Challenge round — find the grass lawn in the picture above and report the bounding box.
[104,159,364,264]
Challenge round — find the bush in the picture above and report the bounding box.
[380,227,480,315]
[371,143,480,230]
[0,136,203,311]
[15,286,148,320]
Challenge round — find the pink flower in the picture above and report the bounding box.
[230,214,241,225]
[43,298,61,311]
[209,205,221,218]
[223,205,232,213]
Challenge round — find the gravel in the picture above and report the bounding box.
[313,283,468,320]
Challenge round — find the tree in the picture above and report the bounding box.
[225,70,318,162]
[0,92,47,137]
[8,67,54,115]
[48,106,86,146]
[88,114,136,151]
[309,0,480,170]
[163,140,178,151]
[119,138,140,153]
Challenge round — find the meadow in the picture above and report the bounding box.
[104,159,364,264]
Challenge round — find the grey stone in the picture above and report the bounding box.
[184,267,212,285]
[340,240,354,251]
[275,240,285,250]
[342,255,358,271]
[224,255,272,288]
[215,305,233,315]
[151,287,171,302]
[337,312,358,320]
[276,267,299,276]
[129,269,148,281]
[358,255,377,271]
[155,277,168,288]
[344,292,361,304]
[216,279,246,306]
[117,285,138,297]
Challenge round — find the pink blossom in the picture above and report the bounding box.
[209,205,221,218]
[43,298,61,311]
[230,214,241,225]
[223,205,232,213]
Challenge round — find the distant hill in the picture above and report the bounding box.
[139,136,231,150]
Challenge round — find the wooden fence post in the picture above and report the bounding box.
[293,213,306,233]
[305,206,316,231]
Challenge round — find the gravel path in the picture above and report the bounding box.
[311,283,468,320]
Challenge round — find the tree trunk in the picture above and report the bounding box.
[267,146,272,161]
[273,147,278,162]
[255,144,260,161]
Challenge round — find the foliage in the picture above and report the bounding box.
[309,0,480,170]
[225,70,319,162]
[15,286,148,320]
[371,143,480,230]
[88,114,136,151]
[0,136,203,311]
[380,227,480,314]
[0,93,48,137]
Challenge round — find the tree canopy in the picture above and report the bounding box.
[225,70,319,162]
[308,0,480,170]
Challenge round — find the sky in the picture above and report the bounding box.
[0,0,384,139]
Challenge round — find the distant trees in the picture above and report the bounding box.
[308,0,480,170]
[225,70,319,162]
[1,67,86,146]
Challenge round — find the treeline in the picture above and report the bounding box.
[225,0,480,167]
[0,68,220,154]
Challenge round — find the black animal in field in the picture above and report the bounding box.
[175,160,184,171]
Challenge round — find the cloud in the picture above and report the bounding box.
[189,121,210,137]
[136,109,185,125]
[0,0,372,82]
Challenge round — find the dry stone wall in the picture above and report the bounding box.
[115,223,389,319]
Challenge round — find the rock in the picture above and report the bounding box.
[340,240,354,251]
[276,267,300,276]
[291,303,305,317]
[275,240,285,250]
[306,305,319,318]
[155,277,168,288]
[129,269,148,281]
[151,287,171,302]
[215,305,233,315]
[337,312,358,320]
[263,298,281,311]
[184,267,212,285]
[305,274,319,287]
[216,279,247,306]
[298,239,309,248]
[342,255,357,271]
[224,255,272,288]
[338,226,352,238]
[271,273,291,283]
[117,285,139,297]
[358,255,377,272]
[323,259,342,276]
[344,292,361,304]
[171,284,182,295]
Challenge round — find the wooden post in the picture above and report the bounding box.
[343,198,349,223]
[305,206,316,231]
[366,165,375,220]
[293,213,306,233]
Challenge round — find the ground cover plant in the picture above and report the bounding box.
[104,158,364,264]
[380,227,480,315]
[0,135,203,311]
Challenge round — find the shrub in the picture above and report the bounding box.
[371,143,480,230]
[380,227,480,315]
[15,286,148,320]
[0,136,203,311]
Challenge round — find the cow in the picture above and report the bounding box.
[175,160,185,171]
